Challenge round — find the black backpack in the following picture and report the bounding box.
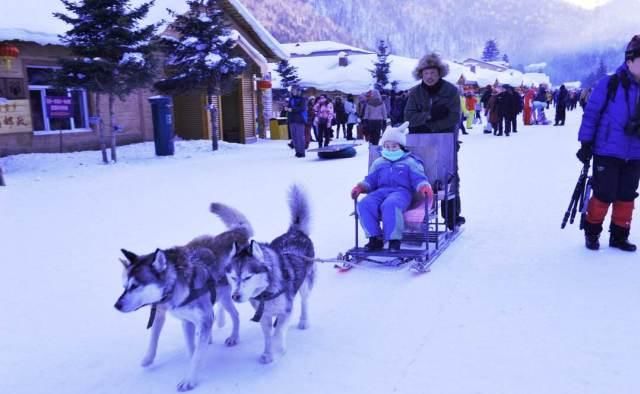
[599,71,631,117]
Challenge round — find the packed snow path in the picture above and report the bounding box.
[2,109,639,394]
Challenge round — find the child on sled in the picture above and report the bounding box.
[350,121,434,251]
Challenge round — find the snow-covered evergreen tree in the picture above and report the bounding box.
[582,58,609,88]
[155,0,247,151]
[275,59,300,89]
[370,40,391,91]
[54,0,157,163]
[481,39,500,62]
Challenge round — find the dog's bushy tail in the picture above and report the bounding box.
[288,184,311,236]
[210,203,254,238]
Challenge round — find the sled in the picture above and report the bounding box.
[338,133,463,274]
[307,143,360,159]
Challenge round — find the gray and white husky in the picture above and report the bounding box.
[114,203,252,392]
[214,184,316,364]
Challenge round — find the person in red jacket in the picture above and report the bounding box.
[523,88,535,126]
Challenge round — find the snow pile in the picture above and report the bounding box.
[1,110,639,394]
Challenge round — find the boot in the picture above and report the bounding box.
[609,224,637,252]
[364,236,384,251]
[388,240,401,252]
[583,221,602,250]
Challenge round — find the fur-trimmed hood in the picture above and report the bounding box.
[412,53,449,80]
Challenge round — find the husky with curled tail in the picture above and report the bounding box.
[215,184,316,364]
[114,203,252,392]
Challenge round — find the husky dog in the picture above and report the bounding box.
[114,203,252,392]
[216,184,316,364]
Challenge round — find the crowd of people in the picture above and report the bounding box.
[282,35,640,253]
[283,80,590,154]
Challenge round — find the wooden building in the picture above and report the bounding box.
[0,0,286,157]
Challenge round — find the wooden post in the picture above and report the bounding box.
[0,166,5,186]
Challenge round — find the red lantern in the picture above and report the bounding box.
[0,43,20,70]
[257,80,272,90]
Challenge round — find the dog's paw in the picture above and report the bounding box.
[259,353,273,364]
[176,379,197,392]
[297,320,309,330]
[140,354,155,367]
[224,336,238,347]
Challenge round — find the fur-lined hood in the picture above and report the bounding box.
[412,53,449,80]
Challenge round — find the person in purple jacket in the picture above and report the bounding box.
[577,35,640,252]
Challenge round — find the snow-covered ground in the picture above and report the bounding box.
[2,109,639,394]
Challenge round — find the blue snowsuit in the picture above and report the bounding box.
[356,152,430,241]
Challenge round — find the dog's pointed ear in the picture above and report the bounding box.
[121,249,137,265]
[152,249,167,272]
[119,258,131,268]
[250,240,265,262]
[230,242,239,256]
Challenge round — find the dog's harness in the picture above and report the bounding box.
[146,270,217,329]
[250,289,285,323]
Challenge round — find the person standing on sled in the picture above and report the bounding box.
[577,35,640,252]
[404,52,465,229]
[351,122,434,252]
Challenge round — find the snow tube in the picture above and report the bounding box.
[317,146,357,159]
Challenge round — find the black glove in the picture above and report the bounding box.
[576,142,593,164]
[430,103,449,121]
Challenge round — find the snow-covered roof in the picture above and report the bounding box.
[281,41,374,57]
[271,51,471,94]
[521,72,552,87]
[562,81,582,89]
[220,0,287,61]
[0,28,62,46]
[3,0,287,61]
[270,42,553,94]
[525,62,548,72]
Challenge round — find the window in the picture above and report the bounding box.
[27,66,90,133]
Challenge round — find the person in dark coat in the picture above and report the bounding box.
[501,84,521,135]
[404,52,465,229]
[285,85,308,158]
[554,84,569,126]
[576,34,640,252]
[334,96,348,138]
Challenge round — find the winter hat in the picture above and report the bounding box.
[379,121,410,147]
[625,34,640,61]
[413,53,449,80]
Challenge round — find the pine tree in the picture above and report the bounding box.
[275,59,300,89]
[481,40,500,62]
[54,0,157,163]
[595,58,608,80]
[370,40,392,91]
[154,0,247,151]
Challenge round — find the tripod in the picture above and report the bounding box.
[561,163,592,229]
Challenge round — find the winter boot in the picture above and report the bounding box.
[388,240,401,252]
[609,224,637,252]
[583,221,602,250]
[364,236,384,251]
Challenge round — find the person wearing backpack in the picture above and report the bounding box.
[576,35,640,252]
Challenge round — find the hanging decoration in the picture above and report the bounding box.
[0,43,20,70]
